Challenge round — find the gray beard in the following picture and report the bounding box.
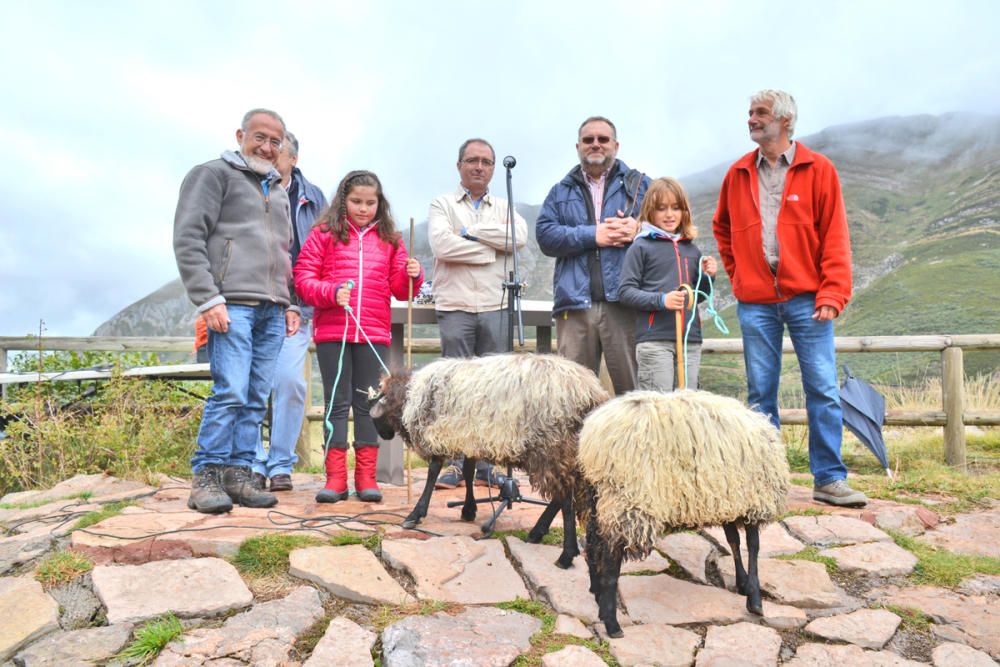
[244,154,275,175]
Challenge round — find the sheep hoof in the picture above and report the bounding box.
[554,555,575,569]
[401,518,420,529]
[746,596,764,616]
[461,509,477,522]
[526,530,545,544]
[605,624,624,639]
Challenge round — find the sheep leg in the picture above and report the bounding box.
[401,457,444,529]
[527,501,560,544]
[598,543,625,638]
[555,497,579,569]
[744,523,763,615]
[460,457,478,522]
[723,522,749,596]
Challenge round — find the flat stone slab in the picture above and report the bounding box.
[958,574,1000,596]
[13,623,133,666]
[303,616,376,667]
[931,641,998,667]
[696,621,782,667]
[704,522,805,558]
[866,506,938,536]
[0,577,60,662]
[622,549,671,574]
[506,537,599,623]
[289,544,414,606]
[918,507,1000,558]
[619,573,806,629]
[719,557,850,609]
[91,557,253,624]
[155,586,324,666]
[783,515,891,546]
[0,526,54,574]
[381,606,541,667]
[381,535,528,604]
[879,585,1000,658]
[542,644,607,667]
[607,623,700,666]
[804,608,901,649]
[554,614,593,639]
[657,532,714,583]
[786,642,925,666]
[820,542,917,576]
[0,473,153,507]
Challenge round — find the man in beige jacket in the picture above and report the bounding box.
[427,137,528,488]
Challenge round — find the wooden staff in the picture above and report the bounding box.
[405,217,415,502]
[675,285,695,389]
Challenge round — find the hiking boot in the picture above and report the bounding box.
[434,464,463,489]
[354,444,382,503]
[223,465,278,508]
[187,464,233,514]
[474,463,506,488]
[268,474,293,492]
[316,446,349,503]
[252,472,268,491]
[813,479,868,507]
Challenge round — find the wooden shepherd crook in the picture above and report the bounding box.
[674,284,695,389]
[405,216,415,502]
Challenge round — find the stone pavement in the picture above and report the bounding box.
[1,472,998,666]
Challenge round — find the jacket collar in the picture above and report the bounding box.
[566,159,624,187]
[734,141,816,173]
[452,185,492,206]
[221,149,281,183]
[635,221,684,241]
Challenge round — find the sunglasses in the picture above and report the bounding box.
[580,135,612,145]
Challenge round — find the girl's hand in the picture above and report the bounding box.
[663,290,688,311]
[336,284,352,308]
[702,256,718,277]
[406,258,421,278]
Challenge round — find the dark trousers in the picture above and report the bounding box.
[316,342,388,447]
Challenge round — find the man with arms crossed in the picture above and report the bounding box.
[713,90,866,507]
[428,138,527,488]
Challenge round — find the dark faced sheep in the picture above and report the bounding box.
[576,389,789,637]
[370,353,609,568]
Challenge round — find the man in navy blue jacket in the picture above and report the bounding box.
[536,116,650,394]
[252,131,327,492]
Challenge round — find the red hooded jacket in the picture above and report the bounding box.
[712,142,852,313]
[294,221,423,345]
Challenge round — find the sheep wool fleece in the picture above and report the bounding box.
[578,390,789,559]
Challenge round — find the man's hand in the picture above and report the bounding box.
[812,305,839,321]
[202,304,230,333]
[285,310,301,336]
[596,215,637,248]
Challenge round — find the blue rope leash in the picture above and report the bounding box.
[322,280,392,456]
[680,261,729,384]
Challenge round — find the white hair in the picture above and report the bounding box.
[751,89,798,138]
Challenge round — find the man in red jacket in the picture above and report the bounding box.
[713,90,866,507]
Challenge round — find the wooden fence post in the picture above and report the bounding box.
[294,346,317,468]
[0,345,7,401]
[941,346,966,470]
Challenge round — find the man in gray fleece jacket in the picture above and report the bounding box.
[173,108,300,514]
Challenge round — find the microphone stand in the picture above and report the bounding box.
[447,155,547,534]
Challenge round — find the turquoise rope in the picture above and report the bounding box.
[679,261,729,385]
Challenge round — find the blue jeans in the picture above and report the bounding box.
[253,321,311,477]
[192,303,286,472]
[737,293,847,486]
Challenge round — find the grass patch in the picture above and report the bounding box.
[496,527,566,547]
[888,530,1000,587]
[231,534,325,577]
[73,501,136,531]
[1,490,95,510]
[780,507,827,520]
[496,598,619,666]
[774,546,839,574]
[880,604,933,632]
[117,613,184,663]
[370,600,460,633]
[328,531,382,552]
[34,549,94,588]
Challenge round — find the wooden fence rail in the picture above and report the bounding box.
[3,313,999,471]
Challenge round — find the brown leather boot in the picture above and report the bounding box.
[353,444,382,503]
[316,446,349,503]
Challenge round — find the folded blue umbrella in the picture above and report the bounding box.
[840,365,892,477]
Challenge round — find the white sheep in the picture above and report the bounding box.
[576,389,789,637]
[370,353,609,568]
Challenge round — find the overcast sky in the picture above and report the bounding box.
[2,0,998,337]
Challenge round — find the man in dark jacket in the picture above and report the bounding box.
[173,108,299,514]
[536,116,650,394]
[252,131,327,493]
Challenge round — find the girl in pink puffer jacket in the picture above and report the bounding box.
[295,170,423,504]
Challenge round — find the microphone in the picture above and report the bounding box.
[502,155,516,169]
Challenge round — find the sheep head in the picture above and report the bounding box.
[369,369,411,441]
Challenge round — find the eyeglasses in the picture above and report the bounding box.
[248,132,283,151]
[462,157,495,167]
[580,135,612,145]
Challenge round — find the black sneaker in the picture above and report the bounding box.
[268,474,293,492]
[434,464,463,489]
[187,464,233,514]
[474,464,506,488]
[252,472,268,491]
[223,465,278,508]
